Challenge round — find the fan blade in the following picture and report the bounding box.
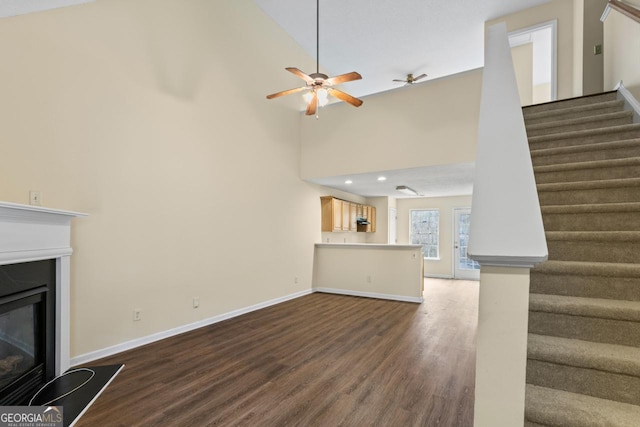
[286,67,314,83]
[327,88,363,107]
[325,71,362,86]
[306,92,318,116]
[266,86,306,100]
[392,79,406,82]
[413,73,428,81]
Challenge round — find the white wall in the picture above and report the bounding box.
[512,43,534,105]
[0,0,326,359]
[604,0,640,100]
[396,195,473,278]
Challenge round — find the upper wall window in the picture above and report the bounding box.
[410,210,439,259]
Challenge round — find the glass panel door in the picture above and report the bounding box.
[454,208,480,280]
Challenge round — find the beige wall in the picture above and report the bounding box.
[582,0,607,95]
[488,0,578,100]
[0,0,328,359]
[396,195,473,278]
[512,43,534,105]
[604,0,640,99]
[300,69,483,180]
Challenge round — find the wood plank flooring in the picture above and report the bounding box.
[77,279,478,426]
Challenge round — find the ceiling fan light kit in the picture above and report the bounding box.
[266,0,363,117]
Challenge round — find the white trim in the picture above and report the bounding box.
[424,273,453,279]
[0,248,73,266]
[313,287,424,304]
[70,289,314,366]
[469,255,547,268]
[508,19,558,101]
[601,3,612,21]
[615,81,640,122]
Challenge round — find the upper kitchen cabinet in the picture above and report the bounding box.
[320,197,376,233]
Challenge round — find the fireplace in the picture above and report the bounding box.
[0,260,56,405]
[0,201,85,404]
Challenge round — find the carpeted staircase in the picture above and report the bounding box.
[522,91,640,426]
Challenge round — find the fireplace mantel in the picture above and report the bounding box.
[0,201,86,374]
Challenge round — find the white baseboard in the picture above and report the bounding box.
[615,81,640,122]
[70,289,313,366]
[424,273,454,279]
[313,287,423,304]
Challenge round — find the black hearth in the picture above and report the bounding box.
[0,260,56,405]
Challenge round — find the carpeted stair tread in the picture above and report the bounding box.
[538,177,640,191]
[523,91,618,115]
[529,294,640,323]
[532,260,640,279]
[534,157,640,173]
[525,110,634,137]
[531,138,640,157]
[528,334,640,377]
[527,123,640,151]
[541,202,640,214]
[546,230,640,242]
[523,99,625,124]
[525,384,640,427]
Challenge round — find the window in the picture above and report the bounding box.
[410,210,439,259]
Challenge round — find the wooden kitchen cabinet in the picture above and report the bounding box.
[321,196,344,232]
[320,197,376,233]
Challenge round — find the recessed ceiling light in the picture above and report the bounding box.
[345,180,353,184]
[377,176,387,181]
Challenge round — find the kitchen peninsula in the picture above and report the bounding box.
[313,243,424,303]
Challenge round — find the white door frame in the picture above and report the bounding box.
[388,207,397,244]
[453,208,480,280]
[508,19,558,102]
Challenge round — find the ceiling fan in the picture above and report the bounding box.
[266,0,363,117]
[393,73,428,85]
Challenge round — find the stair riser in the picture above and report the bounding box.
[525,104,625,126]
[547,239,640,263]
[523,93,618,115]
[531,144,640,166]
[542,211,640,231]
[535,164,640,183]
[538,186,640,205]
[526,360,640,406]
[530,272,640,301]
[529,129,640,150]
[526,116,633,138]
[528,311,640,346]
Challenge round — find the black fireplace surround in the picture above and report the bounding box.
[0,260,56,405]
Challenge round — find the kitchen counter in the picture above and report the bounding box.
[313,243,424,303]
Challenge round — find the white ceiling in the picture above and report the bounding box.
[254,0,551,99]
[308,163,476,199]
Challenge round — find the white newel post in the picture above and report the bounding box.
[0,201,87,375]
[468,23,548,427]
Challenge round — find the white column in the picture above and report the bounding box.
[474,266,531,427]
[56,256,72,374]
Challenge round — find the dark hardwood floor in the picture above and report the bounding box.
[77,279,478,426]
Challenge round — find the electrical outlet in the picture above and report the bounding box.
[29,191,41,206]
[594,44,602,55]
[366,275,372,283]
[294,276,299,284]
[133,309,142,321]
[193,297,200,309]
